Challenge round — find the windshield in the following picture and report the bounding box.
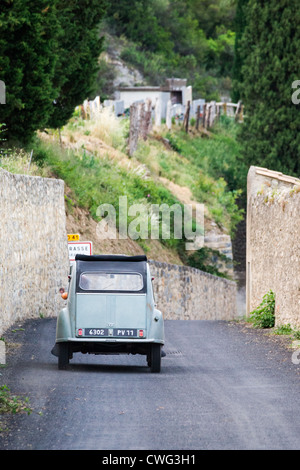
[79,272,144,292]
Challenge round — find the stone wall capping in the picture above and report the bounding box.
[255,167,300,186]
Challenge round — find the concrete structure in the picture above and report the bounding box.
[246,166,300,328]
[116,78,192,119]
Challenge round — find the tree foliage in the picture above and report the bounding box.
[231,0,249,102]
[104,0,236,100]
[48,0,106,129]
[237,0,300,176]
[105,0,173,54]
[188,0,236,38]
[0,0,60,143]
[0,0,106,143]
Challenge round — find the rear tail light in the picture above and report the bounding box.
[78,328,83,336]
[139,329,144,338]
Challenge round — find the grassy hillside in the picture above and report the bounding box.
[1,107,244,277]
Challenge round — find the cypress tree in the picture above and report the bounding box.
[0,0,60,143]
[238,0,300,176]
[231,0,249,103]
[0,0,107,143]
[48,0,107,129]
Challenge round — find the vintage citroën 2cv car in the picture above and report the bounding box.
[52,254,164,372]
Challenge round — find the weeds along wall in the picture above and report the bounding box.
[246,166,300,328]
[0,168,69,336]
[149,260,237,320]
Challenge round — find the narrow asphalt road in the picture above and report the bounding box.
[0,318,299,450]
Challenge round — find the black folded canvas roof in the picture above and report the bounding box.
[75,254,147,262]
[75,254,148,293]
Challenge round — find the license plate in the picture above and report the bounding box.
[84,328,108,337]
[114,329,138,337]
[84,328,138,337]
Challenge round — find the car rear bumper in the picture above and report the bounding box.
[52,338,164,357]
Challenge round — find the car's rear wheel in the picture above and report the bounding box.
[150,343,161,373]
[58,342,69,370]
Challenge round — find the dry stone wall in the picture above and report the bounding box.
[0,168,69,336]
[246,166,300,328]
[149,260,237,320]
[0,168,238,336]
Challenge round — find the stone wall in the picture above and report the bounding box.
[0,169,69,336]
[0,167,238,336]
[246,166,300,328]
[149,260,237,320]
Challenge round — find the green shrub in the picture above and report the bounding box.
[185,247,232,279]
[249,290,275,328]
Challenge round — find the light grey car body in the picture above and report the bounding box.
[52,254,164,372]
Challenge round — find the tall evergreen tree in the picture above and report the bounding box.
[238,0,300,176]
[0,0,106,143]
[231,0,249,102]
[48,0,107,129]
[0,0,60,143]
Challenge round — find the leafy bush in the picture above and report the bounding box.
[185,247,233,279]
[250,290,275,328]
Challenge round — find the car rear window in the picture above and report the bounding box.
[79,272,144,292]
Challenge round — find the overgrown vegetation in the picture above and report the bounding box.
[0,385,31,431]
[273,324,300,341]
[38,110,244,238]
[183,246,233,278]
[31,135,189,253]
[162,118,247,229]
[168,116,247,193]
[249,290,275,329]
[102,0,236,100]
[133,118,245,235]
